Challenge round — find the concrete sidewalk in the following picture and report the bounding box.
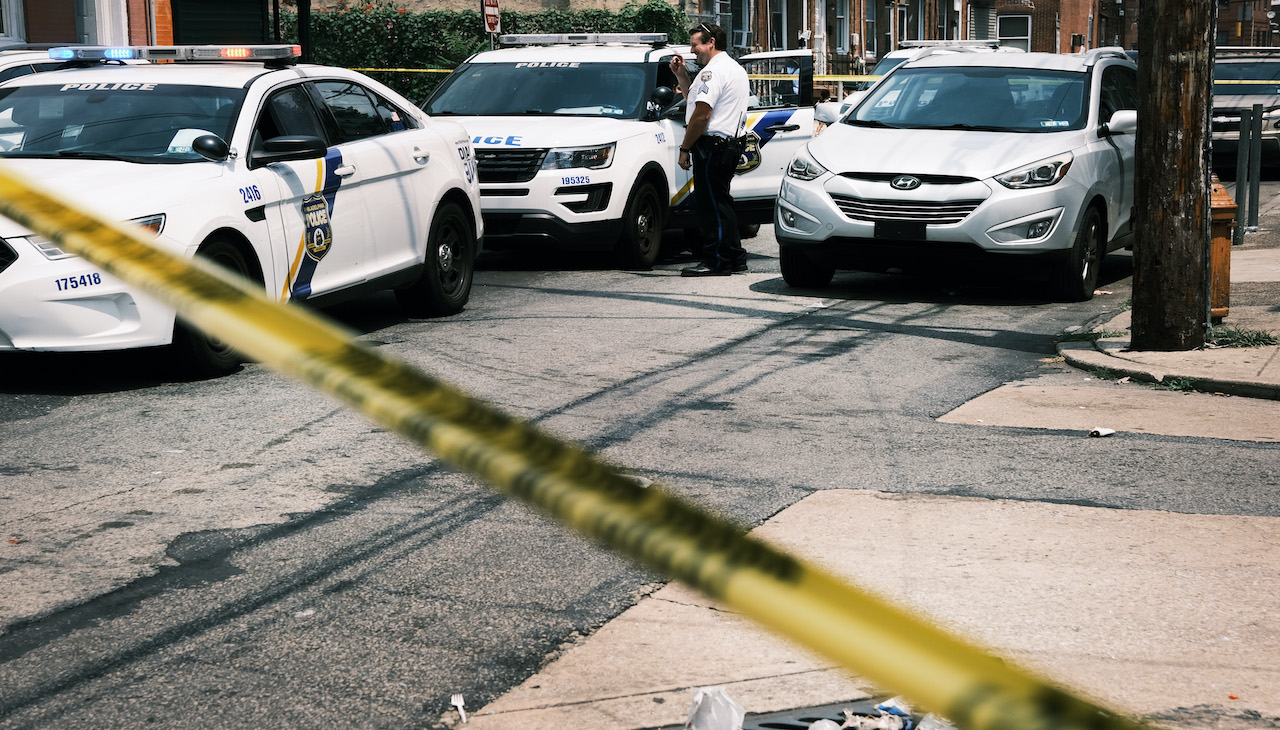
[446,212,1280,730]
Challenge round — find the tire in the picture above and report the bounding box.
[615,181,663,269]
[779,245,835,288]
[173,238,252,378]
[396,200,474,317]
[1057,206,1103,302]
[738,222,761,239]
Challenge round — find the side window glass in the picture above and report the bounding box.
[1116,66,1138,111]
[0,65,33,84]
[257,86,327,141]
[369,90,418,132]
[313,81,387,141]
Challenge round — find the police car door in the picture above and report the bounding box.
[732,52,817,223]
[308,79,428,281]
[249,83,369,303]
[654,53,695,215]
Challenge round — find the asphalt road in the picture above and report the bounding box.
[1,221,1278,728]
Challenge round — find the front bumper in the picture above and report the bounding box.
[774,173,1081,269]
[477,157,627,246]
[0,236,174,352]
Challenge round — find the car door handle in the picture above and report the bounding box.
[764,123,801,132]
[412,148,430,164]
[333,164,356,177]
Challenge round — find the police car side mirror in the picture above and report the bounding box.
[251,135,328,166]
[192,134,230,162]
[652,86,675,108]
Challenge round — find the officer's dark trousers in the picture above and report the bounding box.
[692,136,746,270]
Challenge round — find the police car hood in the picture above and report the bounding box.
[450,115,643,149]
[0,158,224,236]
[810,123,1086,180]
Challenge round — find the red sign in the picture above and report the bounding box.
[483,0,501,34]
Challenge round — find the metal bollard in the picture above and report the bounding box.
[1210,173,1236,322]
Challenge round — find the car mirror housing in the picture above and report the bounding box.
[251,135,327,166]
[192,134,230,162]
[1102,109,1137,136]
[814,101,844,124]
[652,86,675,108]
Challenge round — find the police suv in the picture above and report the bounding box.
[422,34,815,267]
[0,44,482,375]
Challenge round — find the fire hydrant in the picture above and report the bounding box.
[1210,174,1236,322]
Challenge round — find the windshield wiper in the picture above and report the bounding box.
[55,149,139,161]
[922,123,1008,132]
[845,118,898,128]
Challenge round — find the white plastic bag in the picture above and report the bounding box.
[684,686,746,730]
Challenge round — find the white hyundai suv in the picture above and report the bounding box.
[778,47,1137,301]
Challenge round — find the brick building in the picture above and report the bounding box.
[1,1,279,47]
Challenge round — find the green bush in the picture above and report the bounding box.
[282,0,689,102]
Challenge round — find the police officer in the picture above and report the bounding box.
[670,22,750,276]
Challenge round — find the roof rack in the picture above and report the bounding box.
[1080,46,1129,66]
[898,39,1000,49]
[498,33,667,48]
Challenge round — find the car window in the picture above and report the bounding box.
[0,64,34,84]
[0,83,244,162]
[312,80,387,141]
[367,88,418,132]
[1099,65,1137,123]
[255,85,327,145]
[848,66,1087,132]
[742,55,813,109]
[1212,59,1280,96]
[423,62,650,118]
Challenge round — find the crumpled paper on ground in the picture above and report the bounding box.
[685,686,745,730]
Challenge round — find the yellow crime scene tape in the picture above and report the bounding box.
[350,67,453,74]
[0,164,1155,730]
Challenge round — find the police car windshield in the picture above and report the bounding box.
[423,62,650,118]
[849,67,1087,133]
[0,83,244,162]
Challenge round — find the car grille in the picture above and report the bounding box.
[839,172,978,185]
[0,238,16,275]
[829,193,983,224]
[476,148,548,183]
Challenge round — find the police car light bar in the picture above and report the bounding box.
[49,45,302,62]
[498,33,667,46]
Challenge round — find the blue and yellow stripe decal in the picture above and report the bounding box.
[670,109,802,208]
[282,149,344,303]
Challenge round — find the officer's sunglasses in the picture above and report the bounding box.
[696,23,712,41]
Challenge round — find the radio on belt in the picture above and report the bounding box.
[48,45,302,63]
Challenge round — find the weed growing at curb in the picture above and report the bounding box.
[1208,325,1279,348]
[1058,328,1127,343]
[1088,366,1125,380]
[1155,376,1197,392]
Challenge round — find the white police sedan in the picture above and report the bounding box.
[0,45,482,375]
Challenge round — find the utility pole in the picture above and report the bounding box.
[1130,0,1214,351]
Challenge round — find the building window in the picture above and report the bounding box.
[0,0,24,42]
[770,0,786,49]
[997,14,1031,51]
[865,8,877,58]
[731,0,749,48]
[836,0,850,53]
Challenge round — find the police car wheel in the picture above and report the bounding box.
[739,222,761,240]
[779,245,835,288]
[396,201,474,317]
[616,182,663,269]
[173,238,252,377]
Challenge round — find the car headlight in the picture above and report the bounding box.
[541,143,615,170]
[786,146,828,181]
[26,213,166,260]
[995,152,1073,189]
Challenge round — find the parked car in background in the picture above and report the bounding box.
[1211,47,1280,163]
[777,47,1137,301]
[0,45,482,376]
[836,40,1024,113]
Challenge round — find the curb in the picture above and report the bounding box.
[1057,340,1280,401]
